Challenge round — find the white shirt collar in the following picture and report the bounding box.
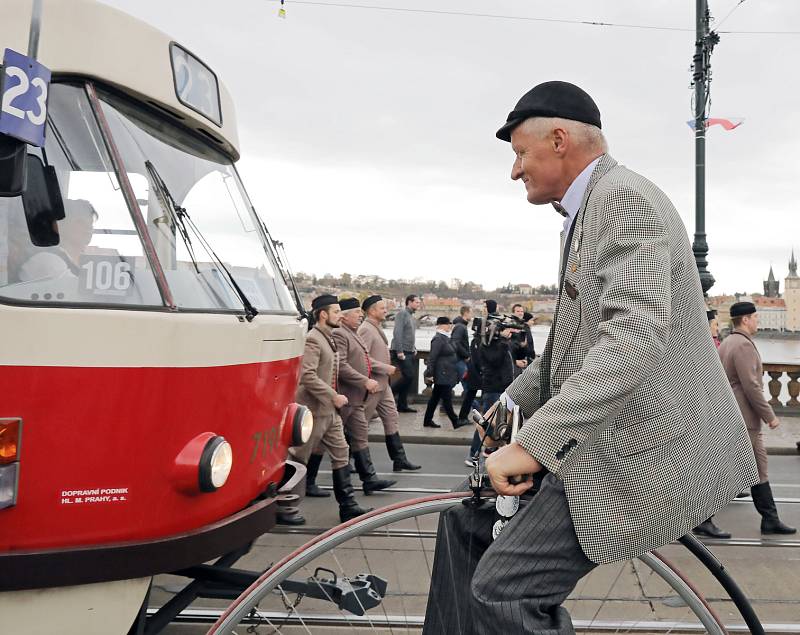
[558,156,601,233]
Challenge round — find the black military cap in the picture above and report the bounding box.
[496,81,602,142]
[436,316,452,326]
[339,297,360,311]
[362,295,382,311]
[706,309,717,321]
[730,301,756,318]
[311,294,338,311]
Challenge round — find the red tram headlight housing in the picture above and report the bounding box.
[0,419,22,510]
[173,432,233,494]
[283,404,313,448]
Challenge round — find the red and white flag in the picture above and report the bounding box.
[686,117,744,131]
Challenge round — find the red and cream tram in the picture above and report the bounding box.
[0,1,310,632]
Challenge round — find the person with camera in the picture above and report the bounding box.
[509,303,535,377]
[423,317,466,429]
[422,81,757,635]
[464,311,517,464]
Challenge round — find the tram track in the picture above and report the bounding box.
[271,524,800,548]
[153,608,800,633]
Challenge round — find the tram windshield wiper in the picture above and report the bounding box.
[144,160,258,322]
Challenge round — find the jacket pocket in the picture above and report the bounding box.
[613,410,686,457]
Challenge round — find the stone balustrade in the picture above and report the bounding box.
[764,363,800,414]
[399,355,800,416]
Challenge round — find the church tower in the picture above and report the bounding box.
[785,250,800,332]
[764,265,780,297]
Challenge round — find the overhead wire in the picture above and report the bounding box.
[268,0,800,36]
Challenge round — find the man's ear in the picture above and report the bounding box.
[552,127,568,154]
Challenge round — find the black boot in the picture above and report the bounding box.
[352,447,397,495]
[385,432,421,472]
[331,466,372,522]
[305,454,330,498]
[752,481,797,534]
[693,517,731,539]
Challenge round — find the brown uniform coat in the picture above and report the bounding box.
[718,330,775,430]
[333,324,392,449]
[292,325,349,468]
[359,318,400,436]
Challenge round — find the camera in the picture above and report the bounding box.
[472,314,525,346]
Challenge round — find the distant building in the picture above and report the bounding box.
[785,251,800,332]
[517,284,533,295]
[753,296,786,331]
[764,266,780,298]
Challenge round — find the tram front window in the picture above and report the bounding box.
[97,89,295,313]
[0,83,163,306]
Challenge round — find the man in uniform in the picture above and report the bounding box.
[291,295,372,522]
[333,297,397,494]
[423,81,759,634]
[359,295,421,471]
[719,301,796,534]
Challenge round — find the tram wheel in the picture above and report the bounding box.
[207,492,726,634]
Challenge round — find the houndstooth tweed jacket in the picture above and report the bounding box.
[506,154,759,565]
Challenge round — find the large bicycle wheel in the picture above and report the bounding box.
[207,492,726,634]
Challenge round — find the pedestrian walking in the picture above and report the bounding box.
[423,80,758,635]
[718,301,796,535]
[332,297,397,496]
[390,294,420,412]
[422,317,465,429]
[451,306,477,424]
[290,295,372,523]
[359,295,421,471]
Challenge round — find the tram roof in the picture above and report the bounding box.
[1,0,241,159]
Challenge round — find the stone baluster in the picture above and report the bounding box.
[787,371,800,409]
[767,371,783,407]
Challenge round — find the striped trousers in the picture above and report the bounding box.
[423,473,596,635]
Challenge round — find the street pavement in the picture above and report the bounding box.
[156,444,800,634]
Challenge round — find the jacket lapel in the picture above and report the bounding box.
[548,155,618,384]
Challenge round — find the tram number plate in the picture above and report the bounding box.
[0,48,51,147]
[79,255,134,297]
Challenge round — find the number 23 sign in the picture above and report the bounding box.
[0,48,51,148]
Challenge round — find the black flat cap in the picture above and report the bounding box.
[730,301,756,318]
[436,316,452,326]
[311,294,338,311]
[496,81,601,142]
[339,297,360,311]
[362,295,382,311]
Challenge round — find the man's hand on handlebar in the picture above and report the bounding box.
[485,442,541,496]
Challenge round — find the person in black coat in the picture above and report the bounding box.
[423,317,465,429]
[451,307,478,424]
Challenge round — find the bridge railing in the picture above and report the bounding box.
[764,363,800,415]
[398,355,800,415]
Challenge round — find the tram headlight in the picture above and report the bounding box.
[199,436,233,493]
[0,419,21,510]
[292,406,313,447]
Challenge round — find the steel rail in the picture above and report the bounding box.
[150,608,800,633]
[316,483,800,504]
[273,525,800,548]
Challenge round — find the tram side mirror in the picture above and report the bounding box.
[21,154,65,247]
[0,134,27,196]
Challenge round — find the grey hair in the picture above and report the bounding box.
[520,117,608,154]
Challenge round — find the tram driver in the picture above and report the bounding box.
[422,81,759,635]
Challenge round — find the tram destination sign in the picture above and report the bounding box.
[0,48,50,147]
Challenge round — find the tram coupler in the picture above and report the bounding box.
[279,566,388,616]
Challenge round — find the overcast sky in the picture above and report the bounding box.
[102,0,800,294]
